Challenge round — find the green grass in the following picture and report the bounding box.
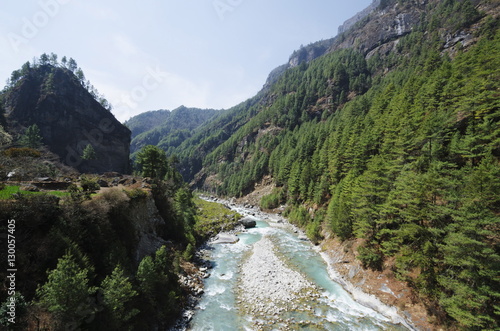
[193,197,243,241]
[0,185,70,200]
[0,185,20,199]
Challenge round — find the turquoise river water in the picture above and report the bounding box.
[188,206,413,331]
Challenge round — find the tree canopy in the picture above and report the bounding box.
[136,145,169,179]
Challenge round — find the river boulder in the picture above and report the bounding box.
[239,217,257,229]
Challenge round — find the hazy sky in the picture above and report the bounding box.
[1,0,373,122]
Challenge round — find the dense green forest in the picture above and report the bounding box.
[160,1,499,328]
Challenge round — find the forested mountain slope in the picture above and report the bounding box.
[165,0,499,328]
[125,109,171,137]
[125,106,219,158]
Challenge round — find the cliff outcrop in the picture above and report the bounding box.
[330,0,423,57]
[3,64,131,174]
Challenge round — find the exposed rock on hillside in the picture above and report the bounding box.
[3,64,131,174]
[331,0,423,56]
[288,39,337,68]
[337,0,381,34]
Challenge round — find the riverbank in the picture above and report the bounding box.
[319,238,434,331]
[231,194,432,330]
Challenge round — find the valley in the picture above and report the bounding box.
[0,0,499,330]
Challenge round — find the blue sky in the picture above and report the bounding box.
[1,0,373,122]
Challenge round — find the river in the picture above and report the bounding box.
[188,203,414,331]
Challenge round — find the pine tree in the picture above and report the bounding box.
[21,124,43,148]
[39,53,49,66]
[82,144,97,160]
[67,58,78,72]
[36,253,95,326]
[136,145,169,179]
[101,265,139,325]
[438,155,500,329]
[136,246,180,322]
[136,256,156,296]
[327,174,354,240]
[351,155,392,240]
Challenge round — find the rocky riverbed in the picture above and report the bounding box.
[183,197,416,330]
[237,236,322,329]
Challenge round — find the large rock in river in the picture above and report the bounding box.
[212,233,239,244]
[239,217,257,229]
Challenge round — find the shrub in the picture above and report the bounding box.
[260,192,280,209]
[357,245,383,271]
[68,183,87,201]
[306,220,323,244]
[183,243,195,261]
[124,188,148,200]
[101,188,130,209]
[3,147,41,158]
[0,292,27,327]
[80,176,100,193]
[287,205,311,227]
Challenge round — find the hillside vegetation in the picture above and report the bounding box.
[0,55,131,174]
[161,0,499,328]
[126,106,219,159]
[0,52,233,329]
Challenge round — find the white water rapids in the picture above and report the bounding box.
[187,203,415,331]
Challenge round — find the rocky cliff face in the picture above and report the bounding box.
[264,0,488,92]
[263,37,337,89]
[330,0,424,57]
[288,39,337,68]
[125,191,170,264]
[337,0,381,35]
[332,0,497,58]
[3,64,131,174]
